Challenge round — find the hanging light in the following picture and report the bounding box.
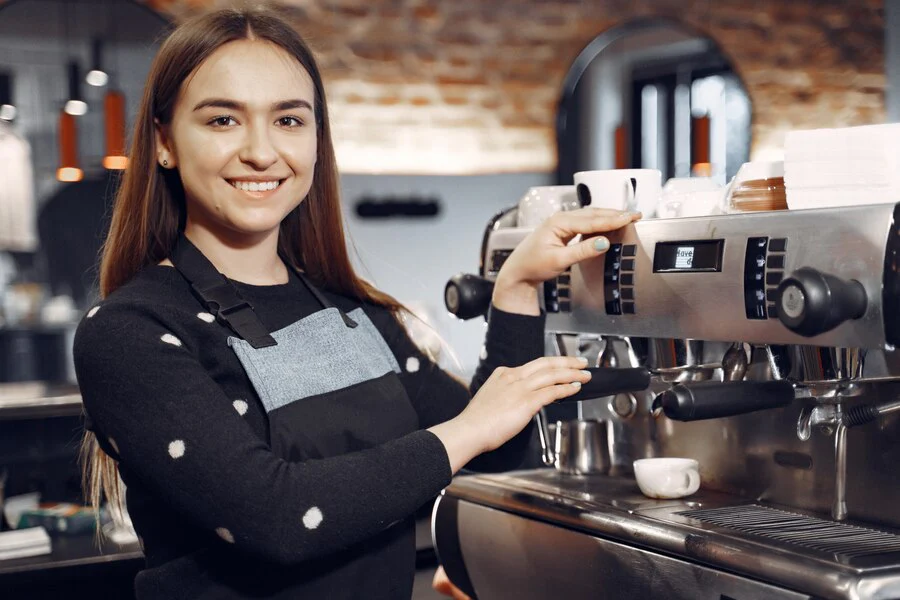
[86,38,109,87]
[103,89,127,169]
[64,61,87,116]
[57,109,83,182]
[0,72,15,122]
[691,113,711,177]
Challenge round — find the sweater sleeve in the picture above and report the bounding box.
[74,302,451,566]
[367,304,546,472]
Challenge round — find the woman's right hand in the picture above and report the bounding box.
[427,356,591,473]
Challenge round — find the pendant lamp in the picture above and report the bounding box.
[57,110,83,182]
[0,72,15,122]
[86,38,109,87]
[102,90,127,169]
[64,61,87,116]
[691,113,711,177]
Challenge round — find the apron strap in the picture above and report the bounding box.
[289,266,358,329]
[170,235,277,349]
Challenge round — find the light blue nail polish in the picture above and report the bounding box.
[594,237,610,252]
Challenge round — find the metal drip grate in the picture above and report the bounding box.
[677,504,900,559]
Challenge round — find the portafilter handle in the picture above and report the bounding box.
[444,273,494,320]
[535,366,651,466]
[652,380,795,421]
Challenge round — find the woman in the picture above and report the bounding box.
[74,7,640,599]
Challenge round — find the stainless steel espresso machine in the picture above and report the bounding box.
[436,200,900,600]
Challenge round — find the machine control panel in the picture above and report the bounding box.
[743,237,788,320]
[604,243,637,315]
[556,203,894,348]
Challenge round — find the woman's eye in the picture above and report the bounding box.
[277,116,303,128]
[208,116,237,128]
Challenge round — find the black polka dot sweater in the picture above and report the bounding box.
[73,264,545,599]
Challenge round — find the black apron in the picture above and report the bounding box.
[168,235,421,596]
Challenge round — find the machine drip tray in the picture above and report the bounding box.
[677,504,900,562]
[444,470,900,599]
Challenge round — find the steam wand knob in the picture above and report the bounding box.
[776,267,867,337]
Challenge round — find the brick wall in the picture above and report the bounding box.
[145,0,885,174]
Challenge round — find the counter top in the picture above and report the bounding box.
[0,531,142,577]
[0,382,82,420]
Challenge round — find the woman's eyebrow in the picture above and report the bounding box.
[192,98,313,112]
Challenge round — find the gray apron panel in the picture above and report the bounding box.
[227,307,401,414]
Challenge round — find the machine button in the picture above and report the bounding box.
[558,300,571,312]
[621,287,634,300]
[557,274,570,285]
[557,287,570,299]
[769,238,787,252]
[621,259,635,271]
[766,288,778,302]
[766,272,784,286]
[768,303,779,318]
[622,302,635,314]
[767,255,786,269]
[622,244,637,257]
[620,273,634,286]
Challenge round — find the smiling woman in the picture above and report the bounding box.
[154,40,319,283]
[73,6,640,600]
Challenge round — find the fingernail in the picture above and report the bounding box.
[594,237,610,252]
[580,370,592,377]
[628,211,642,218]
[571,381,582,388]
[578,356,589,365]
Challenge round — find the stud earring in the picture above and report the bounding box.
[163,160,168,167]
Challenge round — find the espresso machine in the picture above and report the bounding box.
[437,199,900,599]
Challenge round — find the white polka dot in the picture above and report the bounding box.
[168,440,185,459]
[215,527,235,543]
[87,306,100,318]
[233,399,248,416]
[161,333,182,347]
[303,507,323,530]
[108,437,120,455]
[479,345,488,361]
[197,312,215,323]
[405,357,420,373]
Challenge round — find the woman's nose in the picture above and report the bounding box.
[239,126,278,169]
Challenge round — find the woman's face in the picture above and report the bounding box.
[156,40,318,242]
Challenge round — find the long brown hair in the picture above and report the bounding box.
[81,6,405,520]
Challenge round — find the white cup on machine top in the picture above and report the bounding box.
[573,169,662,216]
[516,185,579,228]
[633,457,701,499]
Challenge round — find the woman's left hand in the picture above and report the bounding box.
[492,207,642,315]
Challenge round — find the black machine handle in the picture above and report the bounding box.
[776,267,867,337]
[653,380,795,421]
[444,273,494,320]
[560,367,651,402]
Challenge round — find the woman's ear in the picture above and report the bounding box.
[154,118,176,169]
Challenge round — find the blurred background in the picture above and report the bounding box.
[0,0,894,596]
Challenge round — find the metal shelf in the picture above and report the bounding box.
[0,384,83,421]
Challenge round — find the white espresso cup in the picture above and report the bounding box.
[573,169,662,216]
[516,185,579,228]
[633,458,700,499]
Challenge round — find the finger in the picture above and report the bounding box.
[548,208,641,239]
[517,355,589,378]
[521,366,592,392]
[534,381,585,406]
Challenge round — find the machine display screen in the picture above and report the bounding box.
[653,240,724,273]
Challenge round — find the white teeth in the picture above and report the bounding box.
[231,180,281,192]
